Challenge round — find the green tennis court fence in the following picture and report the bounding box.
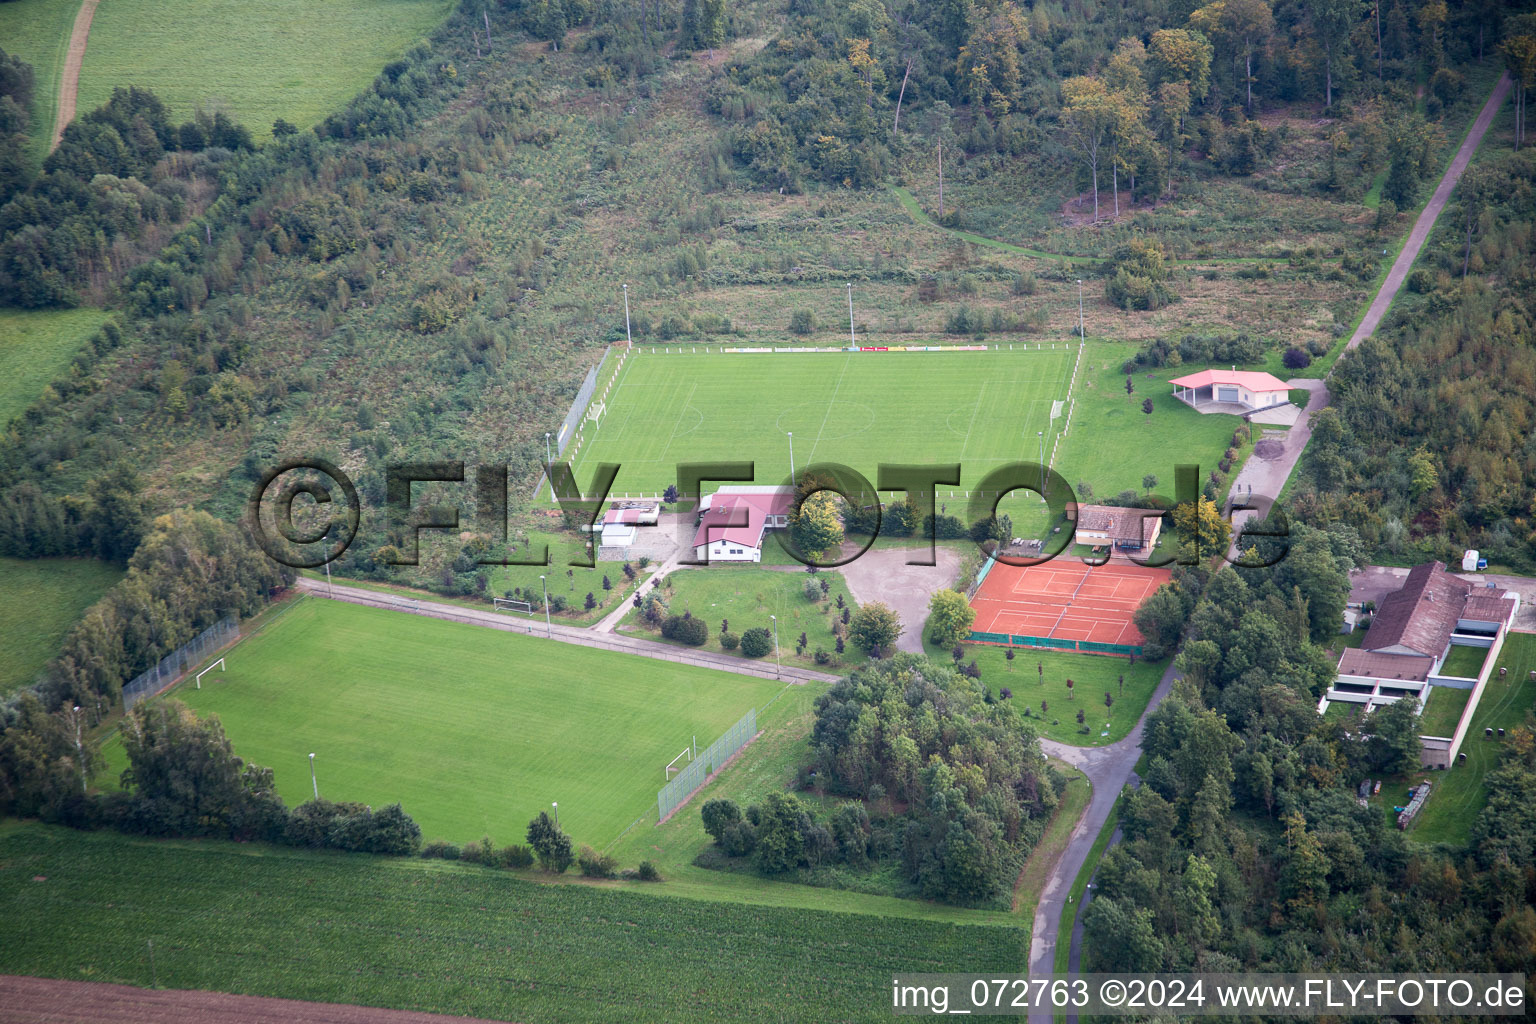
[965,631,1142,657]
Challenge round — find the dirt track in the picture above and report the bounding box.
[0,975,515,1024]
[52,0,100,150]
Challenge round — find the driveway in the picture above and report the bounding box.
[835,544,967,653]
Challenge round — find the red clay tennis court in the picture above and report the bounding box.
[967,559,1172,656]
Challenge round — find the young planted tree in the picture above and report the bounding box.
[1066,678,1075,699]
[1143,397,1155,418]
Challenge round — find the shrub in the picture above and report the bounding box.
[814,647,831,665]
[719,630,740,650]
[460,836,494,864]
[1281,346,1312,370]
[498,844,535,869]
[661,613,709,645]
[577,845,619,878]
[420,840,460,859]
[636,860,661,881]
[788,309,815,334]
[803,577,822,602]
[740,626,773,658]
[1408,268,1435,294]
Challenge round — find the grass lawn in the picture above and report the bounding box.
[1410,632,1536,845]
[1419,685,1473,738]
[618,566,864,671]
[169,597,783,848]
[1054,341,1249,498]
[1438,644,1488,679]
[76,0,453,139]
[0,308,109,427]
[0,822,1025,1023]
[0,556,122,695]
[0,0,80,164]
[924,636,1165,746]
[1322,700,1364,726]
[575,347,1076,498]
[1013,764,1089,924]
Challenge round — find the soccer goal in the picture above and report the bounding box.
[494,597,533,615]
[664,747,693,779]
[585,400,605,425]
[194,658,225,690]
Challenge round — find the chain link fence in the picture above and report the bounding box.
[656,709,756,822]
[122,616,238,709]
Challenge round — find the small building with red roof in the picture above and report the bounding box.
[1169,368,1291,412]
[692,486,796,563]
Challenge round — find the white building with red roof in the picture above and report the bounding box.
[692,486,796,563]
[1169,368,1291,413]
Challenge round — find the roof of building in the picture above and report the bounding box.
[1337,649,1432,682]
[1364,561,1472,658]
[1462,591,1517,623]
[1072,503,1161,543]
[599,523,636,544]
[602,508,648,525]
[1168,369,1291,392]
[692,490,794,550]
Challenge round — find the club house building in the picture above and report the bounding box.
[691,486,795,563]
[1169,368,1291,413]
[1072,503,1163,553]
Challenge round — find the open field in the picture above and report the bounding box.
[170,597,784,847]
[922,636,1164,746]
[0,556,122,695]
[0,822,1025,1023]
[618,565,865,670]
[0,308,109,427]
[576,347,1075,498]
[1054,341,1250,497]
[1410,632,1536,845]
[0,0,80,162]
[76,0,453,139]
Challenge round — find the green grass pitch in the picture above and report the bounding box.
[172,598,786,846]
[76,0,453,140]
[575,347,1076,497]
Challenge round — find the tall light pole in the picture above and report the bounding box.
[787,431,795,483]
[540,574,551,634]
[622,284,632,346]
[1076,279,1085,339]
[770,613,780,670]
[847,282,856,346]
[308,752,318,801]
[1037,430,1045,495]
[544,432,554,501]
[552,801,559,831]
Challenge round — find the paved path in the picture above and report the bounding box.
[294,577,838,685]
[52,0,100,150]
[1025,658,1179,1022]
[1225,73,1512,537]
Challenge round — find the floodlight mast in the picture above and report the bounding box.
[552,801,559,830]
[622,284,632,346]
[1077,279,1085,339]
[540,575,551,634]
[847,282,855,345]
[308,752,318,801]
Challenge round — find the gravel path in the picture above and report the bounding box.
[52,0,100,150]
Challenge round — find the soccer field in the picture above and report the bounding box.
[174,599,786,847]
[575,347,1076,496]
